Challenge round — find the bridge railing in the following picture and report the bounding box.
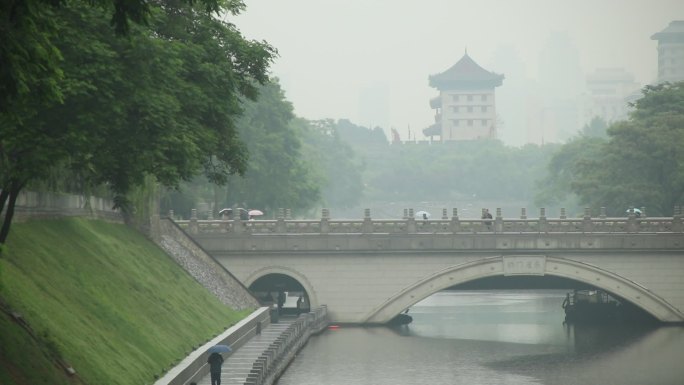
[172,206,684,235]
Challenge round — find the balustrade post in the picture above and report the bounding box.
[285,209,292,220]
[641,207,647,218]
[495,208,503,233]
[189,208,198,234]
[538,208,547,233]
[276,208,286,233]
[560,208,566,219]
[627,214,639,233]
[442,208,448,220]
[407,208,416,234]
[450,208,460,233]
[582,207,593,233]
[321,208,330,234]
[363,208,373,233]
[600,207,606,219]
[168,209,174,220]
[232,208,243,234]
[403,208,408,219]
[673,206,683,232]
[520,208,527,220]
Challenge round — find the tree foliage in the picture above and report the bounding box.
[0,0,275,243]
[581,116,608,138]
[0,0,234,114]
[362,140,556,204]
[299,119,365,210]
[534,137,604,212]
[217,81,320,215]
[538,82,684,216]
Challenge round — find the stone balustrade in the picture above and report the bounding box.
[9,190,121,222]
[173,206,684,235]
[245,306,329,385]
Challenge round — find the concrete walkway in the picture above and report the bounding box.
[194,317,296,385]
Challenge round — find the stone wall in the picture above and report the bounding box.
[156,217,259,310]
[7,190,122,222]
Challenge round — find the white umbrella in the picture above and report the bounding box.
[248,209,264,216]
[415,210,431,219]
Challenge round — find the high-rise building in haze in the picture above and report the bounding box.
[582,68,641,125]
[534,32,584,143]
[652,20,684,83]
[489,45,529,147]
[423,52,504,141]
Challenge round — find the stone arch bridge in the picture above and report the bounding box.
[172,208,684,324]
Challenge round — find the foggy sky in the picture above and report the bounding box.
[232,0,684,145]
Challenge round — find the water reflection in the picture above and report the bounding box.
[276,290,684,385]
[405,290,569,345]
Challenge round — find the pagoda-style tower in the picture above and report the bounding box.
[424,52,504,141]
[651,20,684,84]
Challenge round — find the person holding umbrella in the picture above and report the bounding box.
[207,345,231,385]
[207,352,223,385]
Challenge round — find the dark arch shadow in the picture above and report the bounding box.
[248,273,311,315]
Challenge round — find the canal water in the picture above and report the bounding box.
[275,290,684,385]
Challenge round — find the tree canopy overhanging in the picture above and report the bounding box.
[0,0,276,244]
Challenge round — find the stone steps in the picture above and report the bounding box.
[193,318,296,385]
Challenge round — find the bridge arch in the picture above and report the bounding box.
[363,255,684,324]
[244,265,319,309]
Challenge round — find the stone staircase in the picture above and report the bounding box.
[194,317,296,385]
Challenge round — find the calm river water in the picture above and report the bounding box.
[276,290,684,385]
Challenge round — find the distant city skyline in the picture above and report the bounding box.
[231,0,684,145]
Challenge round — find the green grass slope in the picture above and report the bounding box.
[0,307,77,385]
[0,218,253,385]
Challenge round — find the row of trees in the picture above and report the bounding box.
[160,84,367,219]
[1,0,276,244]
[537,82,684,216]
[160,81,684,220]
[318,83,683,219]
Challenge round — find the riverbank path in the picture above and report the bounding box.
[194,316,297,385]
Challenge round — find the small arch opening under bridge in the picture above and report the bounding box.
[247,271,314,315]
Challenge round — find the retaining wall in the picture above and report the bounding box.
[156,217,259,310]
[7,190,121,222]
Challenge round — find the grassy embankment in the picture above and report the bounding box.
[0,218,253,385]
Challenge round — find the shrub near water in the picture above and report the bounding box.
[0,218,252,385]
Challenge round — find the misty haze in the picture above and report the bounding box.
[2,1,684,385]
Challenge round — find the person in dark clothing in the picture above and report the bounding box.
[208,352,224,385]
[277,291,286,312]
[482,209,493,230]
